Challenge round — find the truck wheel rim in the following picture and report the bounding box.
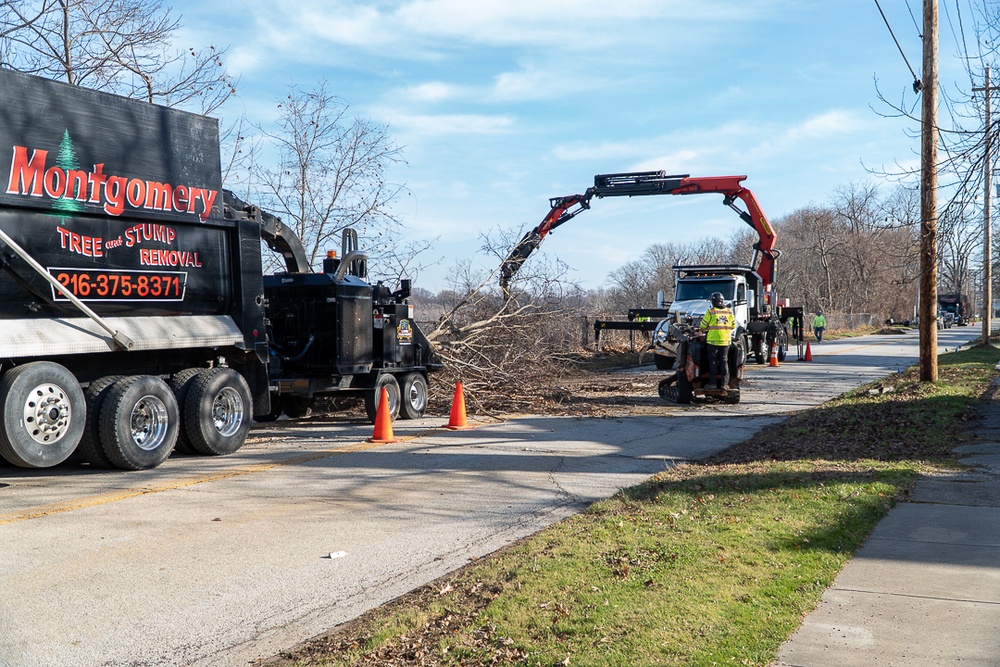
[130,395,170,451]
[406,383,425,412]
[22,383,72,445]
[212,387,244,437]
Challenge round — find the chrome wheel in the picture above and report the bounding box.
[23,381,74,445]
[212,386,245,437]
[129,394,170,451]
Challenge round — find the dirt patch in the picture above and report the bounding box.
[429,363,672,419]
[257,565,515,667]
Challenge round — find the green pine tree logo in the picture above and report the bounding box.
[53,129,84,213]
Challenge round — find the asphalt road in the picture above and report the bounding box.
[0,326,983,667]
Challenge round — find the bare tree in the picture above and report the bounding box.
[255,83,406,272]
[0,0,234,112]
[605,238,738,314]
[419,229,590,410]
[773,183,920,321]
[938,200,981,296]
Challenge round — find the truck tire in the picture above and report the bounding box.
[753,336,766,364]
[183,368,253,456]
[99,376,179,470]
[399,372,428,420]
[0,362,86,468]
[78,375,125,467]
[169,368,204,454]
[365,374,401,423]
[777,343,787,362]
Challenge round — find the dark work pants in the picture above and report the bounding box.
[707,343,729,389]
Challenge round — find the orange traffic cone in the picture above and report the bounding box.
[804,340,813,362]
[769,344,779,367]
[445,381,473,430]
[368,387,397,443]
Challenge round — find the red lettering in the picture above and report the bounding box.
[7,146,47,196]
[105,176,126,216]
[84,235,102,257]
[126,178,145,208]
[88,164,107,203]
[65,170,88,201]
[145,182,172,211]
[172,185,188,212]
[43,166,66,198]
[55,227,103,257]
[199,189,218,222]
[7,144,214,222]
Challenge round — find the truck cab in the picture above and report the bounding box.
[651,264,785,369]
[938,293,970,326]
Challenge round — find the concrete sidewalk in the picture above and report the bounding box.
[774,394,1000,666]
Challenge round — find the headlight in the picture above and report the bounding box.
[654,329,668,344]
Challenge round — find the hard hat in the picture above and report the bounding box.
[711,292,725,308]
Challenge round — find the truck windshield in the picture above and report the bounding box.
[674,280,736,301]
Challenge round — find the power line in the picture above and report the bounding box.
[904,0,922,34]
[874,0,922,93]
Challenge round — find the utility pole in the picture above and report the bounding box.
[974,66,995,347]
[919,0,939,382]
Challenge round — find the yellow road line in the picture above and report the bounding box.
[0,435,423,526]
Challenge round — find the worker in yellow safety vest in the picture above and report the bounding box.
[812,310,827,343]
[700,292,736,389]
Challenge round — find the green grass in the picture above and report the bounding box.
[458,462,910,666]
[277,345,1000,667]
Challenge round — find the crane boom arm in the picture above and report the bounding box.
[499,171,779,289]
[499,192,594,289]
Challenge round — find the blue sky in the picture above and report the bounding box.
[173,0,969,292]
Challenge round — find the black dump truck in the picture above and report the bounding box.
[0,69,439,470]
[938,293,971,326]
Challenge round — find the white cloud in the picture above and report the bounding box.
[552,111,875,175]
[400,81,465,103]
[239,0,762,62]
[291,4,389,47]
[389,113,514,135]
[489,62,605,102]
[790,110,871,139]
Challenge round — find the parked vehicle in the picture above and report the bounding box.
[938,293,971,326]
[0,69,439,469]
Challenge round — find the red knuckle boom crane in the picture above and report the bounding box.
[499,171,780,290]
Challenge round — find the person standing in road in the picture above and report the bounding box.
[701,292,735,389]
[812,310,827,343]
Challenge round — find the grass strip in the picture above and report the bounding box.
[271,345,1000,667]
